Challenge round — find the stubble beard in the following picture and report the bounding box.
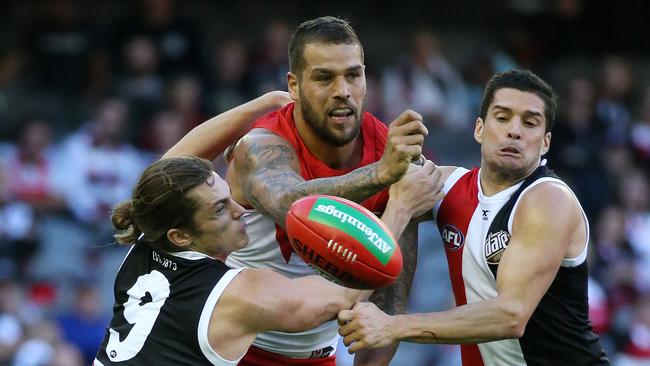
[299,90,364,147]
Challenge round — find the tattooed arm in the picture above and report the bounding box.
[229,110,428,227]
[230,129,393,228]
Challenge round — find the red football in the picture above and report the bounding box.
[286,195,402,289]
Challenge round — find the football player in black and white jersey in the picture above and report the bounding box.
[93,91,442,366]
[338,70,610,365]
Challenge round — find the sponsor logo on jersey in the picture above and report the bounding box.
[309,197,395,265]
[485,230,510,264]
[441,224,464,251]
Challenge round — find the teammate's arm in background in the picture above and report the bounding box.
[161,91,292,160]
[230,110,428,228]
[338,182,582,351]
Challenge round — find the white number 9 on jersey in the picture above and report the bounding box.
[106,270,170,362]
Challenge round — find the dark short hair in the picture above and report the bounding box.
[479,70,558,132]
[288,16,363,77]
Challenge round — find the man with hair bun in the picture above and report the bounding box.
[93,91,442,366]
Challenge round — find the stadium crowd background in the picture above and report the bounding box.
[0,0,649,365]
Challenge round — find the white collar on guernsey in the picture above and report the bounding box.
[477,170,523,201]
[477,159,546,201]
[166,250,214,261]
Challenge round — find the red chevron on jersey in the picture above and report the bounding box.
[436,167,484,366]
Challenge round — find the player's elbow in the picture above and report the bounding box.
[506,320,527,339]
[498,302,528,339]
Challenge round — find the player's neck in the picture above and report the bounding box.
[294,111,363,170]
[479,163,536,196]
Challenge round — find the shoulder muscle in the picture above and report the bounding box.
[512,181,581,250]
[232,128,301,175]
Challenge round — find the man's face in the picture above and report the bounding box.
[475,88,551,178]
[289,42,366,146]
[186,172,248,259]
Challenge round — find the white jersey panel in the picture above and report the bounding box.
[462,211,498,304]
[461,174,527,365]
[463,177,522,304]
[227,211,314,277]
[197,268,246,366]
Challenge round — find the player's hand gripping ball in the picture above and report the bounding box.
[286,195,402,289]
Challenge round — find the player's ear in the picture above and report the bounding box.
[167,228,193,248]
[541,131,551,155]
[474,117,484,144]
[287,72,299,101]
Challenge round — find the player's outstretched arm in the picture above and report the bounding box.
[161,91,292,160]
[208,268,368,360]
[338,182,581,351]
[237,269,368,333]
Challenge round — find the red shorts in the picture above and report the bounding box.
[238,346,336,366]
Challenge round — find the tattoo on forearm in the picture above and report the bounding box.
[240,140,389,228]
[369,223,418,315]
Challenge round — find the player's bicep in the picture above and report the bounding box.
[232,269,349,334]
[495,183,579,318]
[217,269,293,335]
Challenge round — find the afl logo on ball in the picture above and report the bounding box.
[441,224,464,251]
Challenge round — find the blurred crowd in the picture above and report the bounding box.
[0,0,649,365]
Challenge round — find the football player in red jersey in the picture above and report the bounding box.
[95,90,442,366]
[166,17,443,366]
